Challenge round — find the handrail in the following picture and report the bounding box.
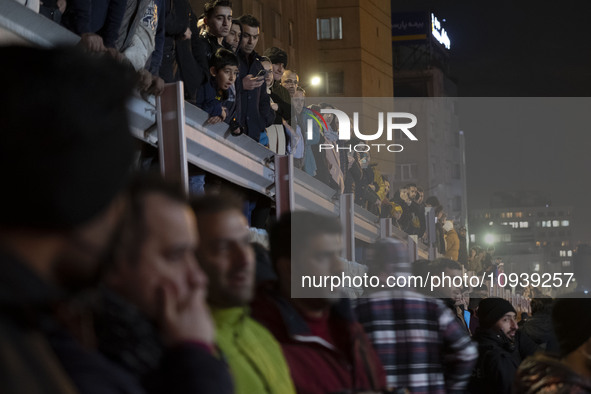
[1,1,437,262]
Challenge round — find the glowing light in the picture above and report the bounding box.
[310,76,322,86]
[484,233,496,245]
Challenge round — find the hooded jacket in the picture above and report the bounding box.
[251,285,386,393]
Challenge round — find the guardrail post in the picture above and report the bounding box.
[340,193,355,261]
[407,235,418,263]
[156,82,188,194]
[274,155,293,218]
[425,206,437,260]
[380,218,393,239]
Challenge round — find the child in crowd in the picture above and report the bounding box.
[195,47,242,134]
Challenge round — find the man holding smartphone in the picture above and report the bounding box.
[236,14,274,143]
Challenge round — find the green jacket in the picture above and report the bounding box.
[212,307,295,394]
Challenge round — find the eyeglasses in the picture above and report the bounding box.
[282,79,298,85]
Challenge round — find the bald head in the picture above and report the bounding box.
[281,70,299,96]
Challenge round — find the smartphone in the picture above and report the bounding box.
[255,69,267,78]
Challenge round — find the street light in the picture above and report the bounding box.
[310,76,322,87]
[484,233,496,245]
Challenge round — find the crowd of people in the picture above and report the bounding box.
[22,0,467,237]
[5,2,591,394]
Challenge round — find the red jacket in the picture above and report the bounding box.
[251,286,386,394]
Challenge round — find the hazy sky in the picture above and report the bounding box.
[392,1,591,242]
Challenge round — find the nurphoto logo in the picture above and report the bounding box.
[306,109,418,153]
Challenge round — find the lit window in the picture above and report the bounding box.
[470,234,475,243]
[519,221,529,228]
[560,250,566,257]
[568,250,572,257]
[515,212,523,218]
[489,221,494,226]
[534,263,540,272]
[501,213,506,219]
[316,17,343,40]
[507,212,513,218]
[562,261,571,267]
[561,220,569,227]
[553,220,560,227]
[536,241,541,246]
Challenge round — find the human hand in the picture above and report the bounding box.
[79,33,106,52]
[182,27,192,40]
[57,0,66,13]
[157,277,215,346]
[205,116,223,125]
[242,74,265,90]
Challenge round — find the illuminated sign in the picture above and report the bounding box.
[431,13,450,50]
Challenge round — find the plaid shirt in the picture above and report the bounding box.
[355,289,478,394]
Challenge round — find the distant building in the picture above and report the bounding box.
[387,8,467,225]
[469,194,574,282]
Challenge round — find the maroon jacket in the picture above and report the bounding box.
[251,286,386,394]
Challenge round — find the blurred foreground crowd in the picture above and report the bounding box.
[3,16,591,394]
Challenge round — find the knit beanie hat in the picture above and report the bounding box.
[552,294,591,357]
[263,47,288,67]
[478,298,516,329]
[0,46,136,230]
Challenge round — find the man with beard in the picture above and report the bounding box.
[192,195,295,394]
[251,211,386,393]
[0,46,135,393]
[469,298,538,394]
[236,14,274,143]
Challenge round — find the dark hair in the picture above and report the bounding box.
[405,183,417,189]
[238,14,260,28]
[109,172,186,269]
[319,102,338,130]
[425,196,440,207]
[263,47,288,67]
[204,0,232,19]
[530,296,554,315]
[190,193,243,218]
[270,211,341,264]
[231,18,242,29]
[259,56,272,63]
[210,47,239,70]
[0,46,136,229]
[435,258,462,272]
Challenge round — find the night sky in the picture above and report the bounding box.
[392,1,591,243]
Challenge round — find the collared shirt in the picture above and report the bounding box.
[355,289,478,393]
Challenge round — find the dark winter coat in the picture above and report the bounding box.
[469,328,539,394]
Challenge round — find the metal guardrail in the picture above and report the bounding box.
[1,2,436,261]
